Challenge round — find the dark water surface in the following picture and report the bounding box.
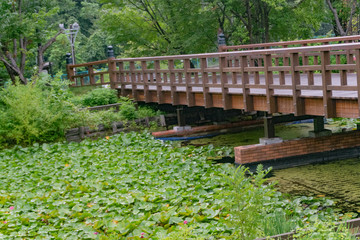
[268,158,360,213]
[187,123,360,212]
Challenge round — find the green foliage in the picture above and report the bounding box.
[294,221,356,240]
[99,0,217,56]
[0,132,234,238]
[0,75,75,146]
[80,88,118,107]
[262,210,300,236]
[0,132,349,238]
[221,165,277,239]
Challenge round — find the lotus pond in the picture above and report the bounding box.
[186,121,360,215]
[0,131,348,239]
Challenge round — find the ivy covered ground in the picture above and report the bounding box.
[0,132,234,239]
[0,132,353,239]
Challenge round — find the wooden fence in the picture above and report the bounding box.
[67,37,360,118]
[219,34,360,51]
[255,217,360,240]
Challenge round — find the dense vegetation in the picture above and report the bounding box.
[0,75,159,147]
[0,132,354,239]
[1,0,360,83]
[1,0,360,238]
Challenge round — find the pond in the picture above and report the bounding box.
[184,121,360,213]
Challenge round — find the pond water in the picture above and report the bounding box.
[185,122,360,213]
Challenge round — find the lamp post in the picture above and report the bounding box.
[59,22,80,65]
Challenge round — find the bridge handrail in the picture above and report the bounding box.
[219,35,360,52]
[67,42,360,118]
[104,43,360,62]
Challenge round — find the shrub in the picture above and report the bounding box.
[0,75,76,146]
[293,221,356,239]
[80,88,117,107]
[119,100,137,120]
[220,165,277,239]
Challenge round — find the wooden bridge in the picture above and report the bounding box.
[67,35,360,118]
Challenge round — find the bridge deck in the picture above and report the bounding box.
[121,73,358,98]
[67,38,360,118]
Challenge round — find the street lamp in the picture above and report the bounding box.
[59,22,80,65]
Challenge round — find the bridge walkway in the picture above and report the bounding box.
[67,36,360,119]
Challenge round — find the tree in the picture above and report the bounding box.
[210,0,326,45]
[325,0,360,36]
[99,0,217,56]
[0,0,62,84]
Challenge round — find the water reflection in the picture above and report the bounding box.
[268,158,360,213]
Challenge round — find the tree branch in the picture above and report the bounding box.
[345,0,357,35]
[326,0,346,36]
[37,31,62,73]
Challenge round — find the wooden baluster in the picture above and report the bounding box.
[212,72,217,85]
[201,58,212,108]
[232,57,238,85]
[355,49,360,115]
[302,44,309,65]
[66,65,76,86]
[339,53,347,86]
[275,57,279,66]
[264,54,276,113]
[253,56,260,84]
[241,55,253,111]
[278,54,285,85]
[283,45,290,74]
[163,62,168,83]
[340,70,348,86]
[184,59,195,106]
[129,61,137,100]
[142,61,150,102]
[336,54,341,64]
[347,50,355,73]
[155,60,163,104]
[314,55,319,65]
[290,53,304,115]
[321,51,335,118]
[220,56,231,110]
[88,65,95,86]
[169,60,178,105]
[119,62,125,97]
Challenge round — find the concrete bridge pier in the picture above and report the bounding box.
[261,114,332,145]
[309,116,332,137]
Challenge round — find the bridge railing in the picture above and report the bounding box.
[219,35,360,51]
[67,42,360,117]
[66,59,110,87]
[219,35,360,73]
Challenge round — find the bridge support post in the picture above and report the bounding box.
[174,106,191,132]
[264,116,275,139]
[260,114,283,145]
[309,116,332,137]
[177,107,186,127]
[107,46,117,89]
[65,53,75,85]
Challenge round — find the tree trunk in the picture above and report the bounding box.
[326,0,346,36]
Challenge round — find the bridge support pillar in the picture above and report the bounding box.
[174,107,192,132]
[309,116,332,137]
[264,116,275,139]
[261,115,284,145]
[176,107,186,127]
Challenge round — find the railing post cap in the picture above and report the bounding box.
[107,46,115,58]
[66,53,73,65]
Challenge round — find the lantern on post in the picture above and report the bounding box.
[59,22,80,65]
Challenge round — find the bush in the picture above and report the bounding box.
[293,221,356,239]
[80,88,118,107]
[0,75,76,146]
